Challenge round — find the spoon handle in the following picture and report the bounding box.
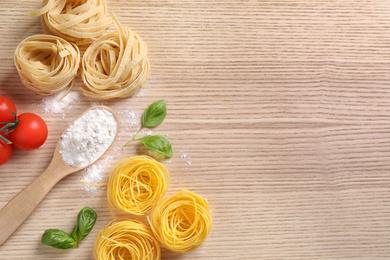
[0,155,71,246]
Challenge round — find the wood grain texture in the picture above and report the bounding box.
[1,0,390,259]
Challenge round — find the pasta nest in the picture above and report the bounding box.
[93,220,161,260]
[149,189,213,253]
[81,16,150,99]
[14,35,80,95]
[29,0,112,45]
[107,156,170,215]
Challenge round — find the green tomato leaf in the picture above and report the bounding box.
[42,229,77,249]
[142,100,167,128]
[139,135,172,158]
[71,206,97,242]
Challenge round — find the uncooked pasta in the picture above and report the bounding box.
[14,35,80,95]
[81,14,150,99]
[149,189,212,253]
[93,220,161,260]
[29,0,112,45]
[107,156,169,215]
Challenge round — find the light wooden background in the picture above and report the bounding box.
[1,0,390,259]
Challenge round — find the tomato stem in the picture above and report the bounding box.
[0,110,20,133]
[0,134,11,144]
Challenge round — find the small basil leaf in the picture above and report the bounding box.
[42,229,77,249]
[142,100,167,128]
[139,135,172,157]
[72,206,97,242]
[71,225,78,242]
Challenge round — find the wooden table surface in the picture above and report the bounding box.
[1,0,390,259]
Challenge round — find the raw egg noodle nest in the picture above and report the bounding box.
[94,220,161,260]
[149,189,212,253]
[81,15,150,99]
[14,34,80,95]
[29,0,112,45]
[107,156,170,215]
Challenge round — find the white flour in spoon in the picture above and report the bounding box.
[59,109,117,167]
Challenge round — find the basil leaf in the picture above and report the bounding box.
[42,229,77,249]
[139,135,172,157]
[142,100,167,128]
[71,206,97,242]
[71,225,78,242]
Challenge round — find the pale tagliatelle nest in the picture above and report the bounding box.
[14,35,80,95]
[29,0,112,46]
[81,15,150,99]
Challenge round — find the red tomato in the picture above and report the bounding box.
[0,95,17,127]
[8,113,48,151]
[0,133,12,165]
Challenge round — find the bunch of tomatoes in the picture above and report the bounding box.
[0,95,48,165]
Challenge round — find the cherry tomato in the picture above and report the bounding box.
[8,113,48,151]
[0,95,17,128]
[0,133,13,165]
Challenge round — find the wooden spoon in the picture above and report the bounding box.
[0,105,119,246]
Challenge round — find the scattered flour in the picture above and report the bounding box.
[135,89,145,97]
[81,150,115,194]
[180,151,192,165]
[142,129,153,136]
[40,90,79,117]
[90,101,102,107]
[117,108,138,128]
[59,109,118,167]
[82,164,104,193]
[117,108,140,142]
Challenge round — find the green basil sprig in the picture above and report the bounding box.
[41,206,97,249]
[71,206,97,242]
[125,100,173,158]
[142,100,167,128]
[42,229,77,249]
[138,135,172,157]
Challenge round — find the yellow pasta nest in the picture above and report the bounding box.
[81,15,150,99]
[107,156,169,215]
[149,189,212,253]
[93,220,161,260]
[29,0,112,45]
[14,35,80,95]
